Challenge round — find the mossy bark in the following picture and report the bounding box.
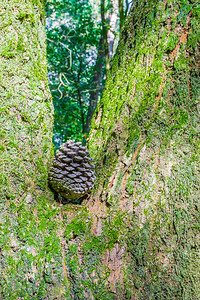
[0,1,69,298]
[86,0,200,298]
[63,0,200,299]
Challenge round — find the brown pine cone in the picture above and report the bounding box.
[49,140,96,200]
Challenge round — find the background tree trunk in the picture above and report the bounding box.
[101,0,110,74]
[85,36,105,134]
[118,0,124,31]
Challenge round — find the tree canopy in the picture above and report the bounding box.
[46,0,102,147]
[46,0,131,148]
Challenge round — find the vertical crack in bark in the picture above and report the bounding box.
[58,203,70,288]
[151,10,193,118]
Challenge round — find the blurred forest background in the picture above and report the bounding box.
[45,0,133,148]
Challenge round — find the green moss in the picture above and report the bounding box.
[65,212,90,241]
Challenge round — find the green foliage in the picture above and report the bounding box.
[46,0,102,148]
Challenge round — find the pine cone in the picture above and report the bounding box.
[49,140,96,200]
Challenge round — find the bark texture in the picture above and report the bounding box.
[65,0,200,299]
[0,1,67,298]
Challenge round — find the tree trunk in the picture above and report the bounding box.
[0,1,69,298]
[64,0,200,299]
[85,36,104,134]
[101,0,110,74]
[118,0,124,31]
